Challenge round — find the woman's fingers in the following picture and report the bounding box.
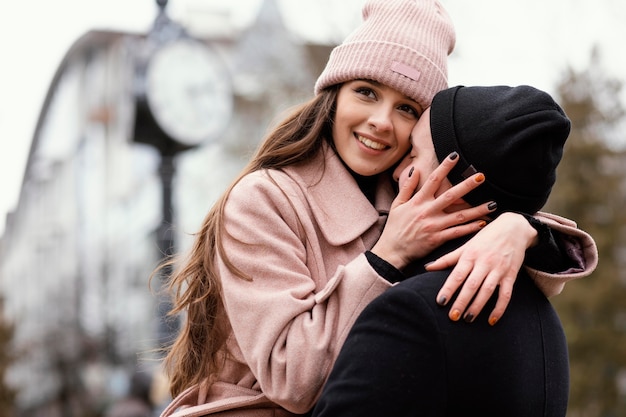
[427,172,487,213]
[428,247,461,273]
[446,264,490,321]
[431,214,529,325]
[434,219,487,244]
[485,281,515,326]
[394,165,420,207]
[414,152,459,198]
[433,247,468,306]
[456,270,500,323]
[458,272,515,325]
[380,152,494,268]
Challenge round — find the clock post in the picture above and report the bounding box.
[132,0,233,352]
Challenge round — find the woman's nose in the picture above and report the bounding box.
[368,107,393,132]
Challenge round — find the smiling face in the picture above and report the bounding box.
[332,80,420,176]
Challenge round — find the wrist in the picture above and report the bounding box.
[498,212,539,249]
[369,245,407,270]
[516,212,550,248]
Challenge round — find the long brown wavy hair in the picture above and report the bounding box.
[160,86,339,397]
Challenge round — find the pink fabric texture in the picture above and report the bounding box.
[314,0,456,113]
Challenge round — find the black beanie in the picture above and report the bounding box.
[430,85,570,215]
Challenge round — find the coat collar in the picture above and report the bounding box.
[284,143,396,246]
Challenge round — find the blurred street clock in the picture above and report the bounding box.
[133,0,234,346]
[145,38,232,147]
[133,0,233,152]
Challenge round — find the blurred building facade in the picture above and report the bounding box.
[0,0,331,415]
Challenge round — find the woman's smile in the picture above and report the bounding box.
[356,134,388,151]
[332,80,419,176]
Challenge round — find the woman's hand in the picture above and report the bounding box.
[371,153,494,269]
[428,212,539,325]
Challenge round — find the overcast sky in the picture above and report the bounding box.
[1,0,625,236]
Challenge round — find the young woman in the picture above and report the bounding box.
[159,1,597,416]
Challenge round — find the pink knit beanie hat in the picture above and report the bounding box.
[314,0,456,113]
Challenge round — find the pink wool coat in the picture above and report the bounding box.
[161,144,598,417]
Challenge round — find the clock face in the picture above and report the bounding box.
[145,39,233,146]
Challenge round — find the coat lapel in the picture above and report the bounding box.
[286,144,395,247]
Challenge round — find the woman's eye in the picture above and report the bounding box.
[398,104,418,118]
[354,87,376,99]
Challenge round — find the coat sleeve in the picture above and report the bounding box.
[217,171,391,413]
[526,211,599,296]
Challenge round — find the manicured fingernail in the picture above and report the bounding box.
[408,167,414,178]
[474,173,485,183]
[478,220,487,228]
[487,201,497,211]
[450,309,461,321]
[464,313,474,323]
[489,316,499,326]
[449,152,458,160]
[437,295,447,306]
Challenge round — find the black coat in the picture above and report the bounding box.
[311,242,569,417]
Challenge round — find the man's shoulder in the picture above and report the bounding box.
[396,270,450,297]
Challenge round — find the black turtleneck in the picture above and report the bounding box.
[351,171,379,207]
